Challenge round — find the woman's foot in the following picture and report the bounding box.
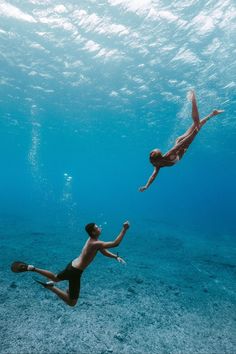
[187,89,195,101]
[212,109,224,116]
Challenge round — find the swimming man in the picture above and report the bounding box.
[12,221,130,307]
[139,90,224,192]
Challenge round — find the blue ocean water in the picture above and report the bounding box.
[0,1,236,353]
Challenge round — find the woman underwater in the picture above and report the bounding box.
[139,90,224,192]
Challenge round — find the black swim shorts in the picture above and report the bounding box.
[57,262,83,300]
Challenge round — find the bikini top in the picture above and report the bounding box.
[169,154,180,164]
[158,154,179,167]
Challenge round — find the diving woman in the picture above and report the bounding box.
[139,90,224,192]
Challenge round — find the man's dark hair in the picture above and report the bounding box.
[85,223,96,237]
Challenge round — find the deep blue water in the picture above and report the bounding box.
[0,1,236,353]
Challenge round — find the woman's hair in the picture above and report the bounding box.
[149,149,162,164]
[85,223,96,237]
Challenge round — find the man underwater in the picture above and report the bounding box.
[11,221,130,307]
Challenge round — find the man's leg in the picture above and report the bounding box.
[35,276,80,307]
[47,286,77,307]
[29,266,59,282]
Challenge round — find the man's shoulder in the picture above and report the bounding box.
[88,240,104,249]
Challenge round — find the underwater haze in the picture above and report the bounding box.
[0,1,236,353]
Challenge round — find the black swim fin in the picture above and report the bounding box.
[33,277,54,288]
[11,261,29,273]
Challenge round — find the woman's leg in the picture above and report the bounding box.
[176,109,224,158]
[200,111,216,127]
[190,90,200,128]
[175,91,200,144]
[172,96,224,160]
[175,90,200,145]
[177,132,197,159]
[173,124,201,159]
[175,123,198,145]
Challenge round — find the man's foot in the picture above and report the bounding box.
[33,277,54,288]
[27,265,35,271]
[11,261,36,273]
[11,261,30,273]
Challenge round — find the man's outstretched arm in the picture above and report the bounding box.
[100,249,118,259]
[139,167,159,192]
[100,249,126,264]
[95,221,130,250]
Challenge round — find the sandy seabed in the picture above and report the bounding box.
[0,219,235,354]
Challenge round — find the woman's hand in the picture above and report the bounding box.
[139,186,147,192]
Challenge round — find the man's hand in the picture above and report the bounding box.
[212,109,224,116]
[117,256,126,265]
[139,186,147,192]
[123,221,130,230]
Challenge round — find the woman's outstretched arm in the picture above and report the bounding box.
[139,167,160,192]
